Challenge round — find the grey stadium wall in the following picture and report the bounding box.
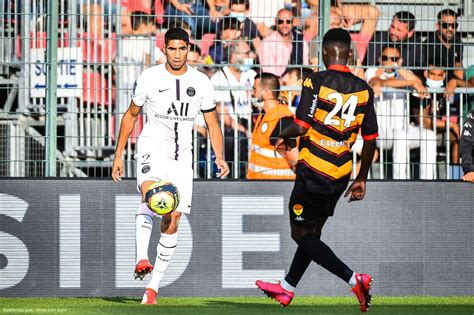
[0,179,473,297]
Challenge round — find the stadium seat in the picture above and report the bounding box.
[126,0,152,14]
[31,32,47,49]
[200,33,216,55]
[110,113,143,144]
[83,71,110,105]
[81,33,116,63]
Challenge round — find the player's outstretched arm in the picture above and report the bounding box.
[344,139,376,202]
[203,109,230,178]
[112,102,141,182]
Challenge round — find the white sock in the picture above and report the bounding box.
[147,232,178,292]
[135,203,154,264]
[349,272,357,288]
[280,279,295,293]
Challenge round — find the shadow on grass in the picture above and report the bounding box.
[100,297,140,304]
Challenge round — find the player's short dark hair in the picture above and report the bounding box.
[130,11,153,31]
[393,11,416,31]
[165,28,190,46]
[437,8,458,21]
[322,28,351,51]
[230,0,250,10]
[255,72,280,98]
[189,43,201,55]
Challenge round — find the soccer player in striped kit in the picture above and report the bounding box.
[256,28,378,313]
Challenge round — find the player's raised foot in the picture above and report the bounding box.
[141,288,157,305]
[134,259,153,280]
[351,273,374,312]
[256,280,294,307]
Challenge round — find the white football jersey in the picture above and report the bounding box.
[132,63,216,163]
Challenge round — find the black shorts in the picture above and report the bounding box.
[289,181,344,226]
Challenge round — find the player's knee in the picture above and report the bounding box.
[137,202,155,217]
[160,212,181,233]
[291,223,322,242]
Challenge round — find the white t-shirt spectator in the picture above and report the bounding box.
[210,66,256,119]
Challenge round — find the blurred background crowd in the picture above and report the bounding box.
[0,0,473,179]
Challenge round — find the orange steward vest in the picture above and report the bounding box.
[247,104,296,179]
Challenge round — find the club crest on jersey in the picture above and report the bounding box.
[293,204,303,216]
[261,122,268,133]
[142,165,150,173]
[186,87,196,97]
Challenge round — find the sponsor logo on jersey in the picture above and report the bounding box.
[293,204,303,216]
[261,122,268,133]
[294,216,305,222]
[308,94,318,118]
[303,77,313,89]
[186,87,196,97]
[320,139,348,147]
[159,88,170,93]
[156,102,194,121]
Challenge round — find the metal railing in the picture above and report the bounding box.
[0,0,473,179]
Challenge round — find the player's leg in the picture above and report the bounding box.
[142,165,193,305]
[142,211,181,305]
[256,183,316,306]
[134,179,156,280]
[290,193,373,312]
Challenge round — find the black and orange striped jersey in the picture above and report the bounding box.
[294,65,378,194]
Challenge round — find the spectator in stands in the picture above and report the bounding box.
[423,9,464,84]
[304,0,379,62]
[187,43,202,66]
[164,0,221,39]
[208,16,241,64]
[80,0,119,37]
[280,67,313,108]
[187,43,215,77]
[247,72,297,179]
[418,63,461,164]
[117,11,165,114]
[366,45,436,179]
[460,109,474,182]
[256,8,309,77]
[364,11,423,72]
[248,0,286,38]
[211,41,256,177]
[228,0,260,52]
[308,8,374,73]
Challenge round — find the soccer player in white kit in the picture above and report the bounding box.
[111,28,230,305]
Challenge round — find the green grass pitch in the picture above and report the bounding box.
[1,296,473,314]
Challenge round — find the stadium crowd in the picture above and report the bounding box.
[2,0,474,179]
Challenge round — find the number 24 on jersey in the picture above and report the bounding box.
[323,92,358,128]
